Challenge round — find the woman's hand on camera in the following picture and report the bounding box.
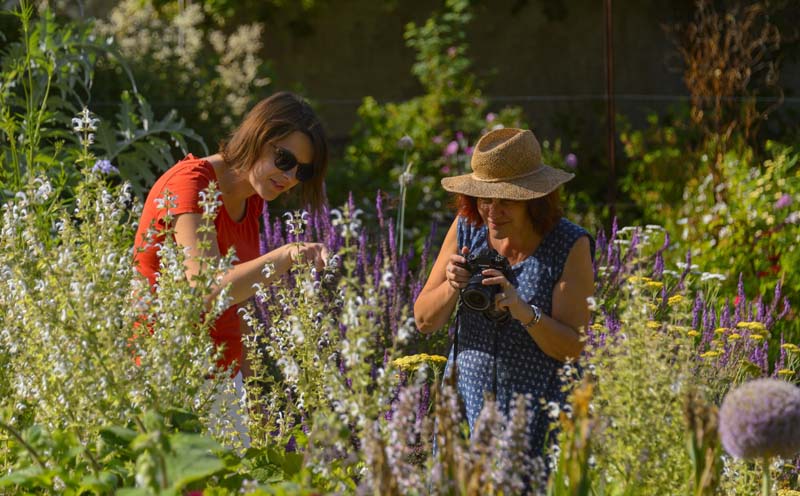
[482,268,529,321]
[445,247,470,290]
[286,242,330,271]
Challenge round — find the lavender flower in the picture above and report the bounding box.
[564,153,578,169]
[91,159,118,175]
[719,378,800,459]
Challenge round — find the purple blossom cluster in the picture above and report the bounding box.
[719,378,800,459]
[253,191,437,378]
[590,219,791,377]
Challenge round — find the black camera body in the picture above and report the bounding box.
[458,248,513,323]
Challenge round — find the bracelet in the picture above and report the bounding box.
[522,304,542,328]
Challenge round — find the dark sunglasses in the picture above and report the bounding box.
[270,143,315,183]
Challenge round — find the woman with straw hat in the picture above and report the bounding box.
[414,128,595,478]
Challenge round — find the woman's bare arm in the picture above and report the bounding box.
[413,218,464,334]
[173,212,326,308]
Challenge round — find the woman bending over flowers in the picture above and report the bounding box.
[133,91,330,373]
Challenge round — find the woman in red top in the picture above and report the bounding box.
[133,91,329,372]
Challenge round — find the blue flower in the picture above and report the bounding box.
[92,159,119,175]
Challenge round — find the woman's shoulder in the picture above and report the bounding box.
[552,217,595,260]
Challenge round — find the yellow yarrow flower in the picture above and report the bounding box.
[646,321,661,330]
[627,275,653,284]
[777,369,795,377]
[590,323,605,332]
[645,281,664,291]
[687,330,700,337]
[778,488,800,496]
[713,327,728,335]
[392,353,447,372]
[668,325,691,333]
[736,321,766,332]
[728,333,741,341]
[667,294,685,306]
[750,334,764,341]
[781,343,800,353]
[700,351,720,359]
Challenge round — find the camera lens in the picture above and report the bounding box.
[461,274,493,311]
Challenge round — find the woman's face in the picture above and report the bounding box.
[476,197,531,239]
[248,130,314,201]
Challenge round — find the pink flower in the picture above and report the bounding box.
[444,140,459,157]
[432,135,444,145]
[465,146,474,155]
[441,165,451,174]
[447,46,458,57]
[485,112,497,123]
[775,194,792,210]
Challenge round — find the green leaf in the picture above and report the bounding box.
[165,433,226,490]
[99,425,138,448]
[0,466,52,488]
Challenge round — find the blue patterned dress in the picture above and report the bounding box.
[444,216,594,459]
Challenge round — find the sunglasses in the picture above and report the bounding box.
[270,143,315,183]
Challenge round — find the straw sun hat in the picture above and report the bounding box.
[441,128,574,200]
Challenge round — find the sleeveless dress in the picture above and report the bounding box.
[444,216,594,459]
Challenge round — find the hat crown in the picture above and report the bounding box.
[471,128,542,182]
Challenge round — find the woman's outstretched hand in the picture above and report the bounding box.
[286,242,330,271]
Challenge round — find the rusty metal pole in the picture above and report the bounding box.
[604,0,617,220]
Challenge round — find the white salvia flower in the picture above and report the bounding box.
[261,261,275,279]
[283,210,309,236]
[381,271,393,288]
[586,296,598,311]
[32,177,52,203]
[197,188,222,216]
[644,224,663,231]
[398,171,415,186]
[546,401,561,420]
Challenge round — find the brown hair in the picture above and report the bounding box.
[453,190,564,235]
[220,91,329,210]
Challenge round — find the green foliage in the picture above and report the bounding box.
[0,2,207,199]
[94,0,273,145]
[338,0,528,251]
[622,111,800,340]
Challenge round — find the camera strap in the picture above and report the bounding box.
[492,324,498,399]
[451,301,461,382]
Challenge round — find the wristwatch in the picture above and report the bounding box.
[523,304,542,329]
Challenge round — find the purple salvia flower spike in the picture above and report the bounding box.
[653,252,664,279]
[692,293,703,329]
[778,297,791,321]
[720,300,731,328]
[737,273,745,308]
[375,189,384,228]
[678,250,692,290]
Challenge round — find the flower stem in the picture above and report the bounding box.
[762,456,771,496]
[0,420,46,470]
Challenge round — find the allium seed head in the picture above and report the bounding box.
[719,378,800,459]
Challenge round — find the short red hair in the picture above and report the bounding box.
[453,191,564,235]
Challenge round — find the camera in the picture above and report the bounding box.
[457,248,513,323]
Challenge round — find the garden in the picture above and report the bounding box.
[1,0,799,494]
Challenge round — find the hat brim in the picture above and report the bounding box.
[441,165,574,200]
